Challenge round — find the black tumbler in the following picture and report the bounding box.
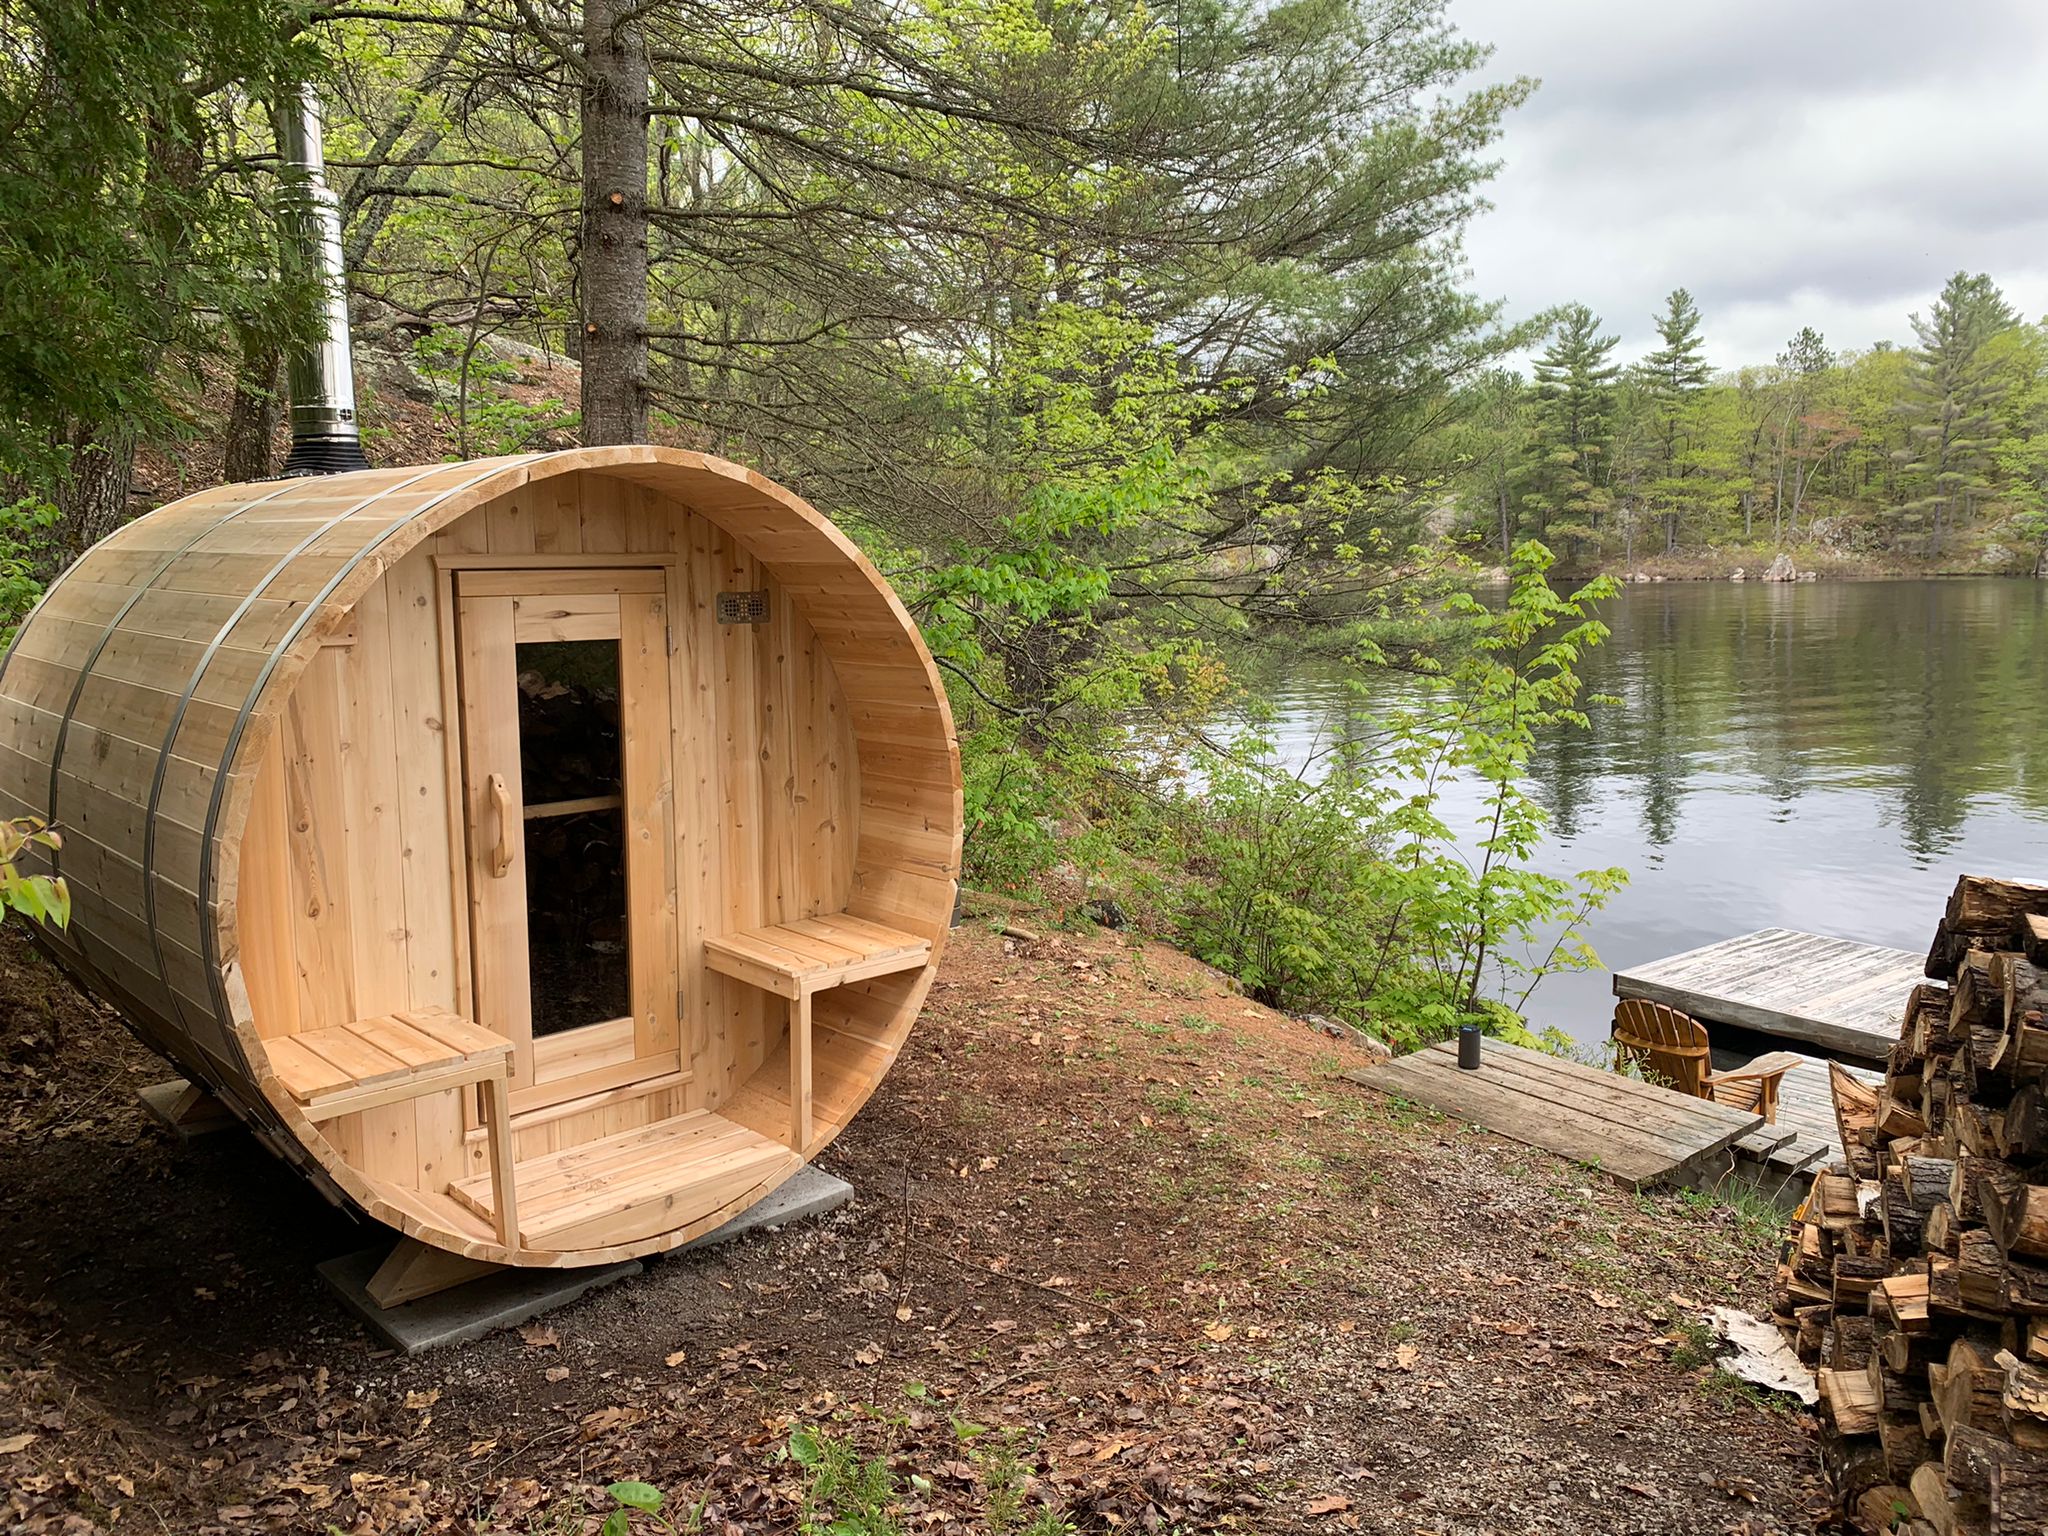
[1457,1022,1482,1070]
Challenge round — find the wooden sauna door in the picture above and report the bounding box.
[453,567,680,1110]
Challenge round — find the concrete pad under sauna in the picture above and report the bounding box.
[320,1166,854,1353]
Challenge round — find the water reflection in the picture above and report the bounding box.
[1242,580,2048,1046]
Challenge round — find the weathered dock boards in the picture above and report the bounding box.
[1750,1051,1882,1158]
[1612,928,1922,1064]
[1346,1037,1763,1189]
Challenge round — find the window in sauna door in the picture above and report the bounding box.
[453,568,680,1110]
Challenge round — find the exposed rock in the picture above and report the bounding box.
[1763,552,1797,582]
[1082,897,1127,930]
[1981,541,2013,569]
[1729,568,1745,582]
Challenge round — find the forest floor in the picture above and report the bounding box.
[0,918,1837,1536]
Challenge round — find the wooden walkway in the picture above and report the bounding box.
[1347,1037,1763,1189]
[1612,928,1921,1064]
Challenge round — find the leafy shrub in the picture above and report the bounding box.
[1157,541,1625,1049]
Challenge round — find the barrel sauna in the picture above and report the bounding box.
[0,447,961,1271]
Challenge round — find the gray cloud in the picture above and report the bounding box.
[1452,0,2048,368]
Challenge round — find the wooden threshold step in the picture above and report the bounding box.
[448,1110,798,1251]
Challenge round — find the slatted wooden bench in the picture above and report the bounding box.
[261,1010,519,1245]
[705,914,932,1152]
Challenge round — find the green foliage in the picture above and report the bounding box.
[0,497,59,644]
[784,1424,1070,1536]
[582,1479,702,1536]
[0,0,318,537]
[1523,305,1620,558]
[1160,542,1625,1049]
[789,1426,901,1536]
[409,328,577,459]
[1453,276,2048,565]
[0,818,69,931]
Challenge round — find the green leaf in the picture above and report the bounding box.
[601,1509,633,1536]
[789,1426,823,1466]
[608,1482,664,1513]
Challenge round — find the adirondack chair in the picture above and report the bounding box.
[1610,998,1804,1122]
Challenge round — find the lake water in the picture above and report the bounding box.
[1249,579,2048,1051]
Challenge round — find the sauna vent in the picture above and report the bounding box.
[717,590,769,624]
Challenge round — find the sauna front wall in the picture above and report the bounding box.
[0,449,961,1261]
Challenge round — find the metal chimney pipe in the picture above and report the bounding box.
[276,84,369,476]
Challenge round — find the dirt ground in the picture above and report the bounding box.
[0,918,1836,1535]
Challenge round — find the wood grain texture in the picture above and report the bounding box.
[1347,1037,1763,1188]
[1613,928,1924,1062]
[0,449,959,1268]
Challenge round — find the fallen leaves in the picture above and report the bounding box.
[0,1432,35,1454]
[1304,1493,1351,1517]
[519,1323,559,1350]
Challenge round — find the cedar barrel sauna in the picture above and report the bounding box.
[0,446,962,1275]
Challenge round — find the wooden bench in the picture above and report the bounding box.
[261,1010,519,1245]
[705,914,932,1152]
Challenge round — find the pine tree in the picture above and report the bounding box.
[1769,327,1847,536]
[1899,271,2017,556]
[1522,304,1618,560]
[1638,288,1710,552]
[1452,369,1531,560]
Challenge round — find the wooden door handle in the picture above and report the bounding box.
[488,773,514,878]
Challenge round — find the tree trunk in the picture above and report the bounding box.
[57,422,138,561]
[223,336,283,483]
[579,0,650,446]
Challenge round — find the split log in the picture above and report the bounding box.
[1889,1159,1961,1259]
[1955,1159,2028,1229]
[1856,1482,1916,1532]
[1990,1457,2048,1534]
[1825,1366,1884,1435]
[1945,1425,2021,1501]
[1926,878,2048,981]
[1997,1087,2048,1161]
[1911,1461,1967,1536]
[1994,1349,2048,1428]
[1929,1202,1962,1256]
[1984,1185,2048,1262]
[1937,1341,2010,1436]
[1828,1313,1877,1370]
[1803,879,2048,1532]
[1882,1417,1931,1482]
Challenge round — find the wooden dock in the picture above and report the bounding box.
[1752,1050,1880,1158]
[1611,928,1922,1064]
[1347,1036,1764,1189]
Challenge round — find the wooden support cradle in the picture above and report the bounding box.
[704,914,932,1153]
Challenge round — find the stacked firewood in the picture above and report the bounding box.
[1775,875,2048,1534]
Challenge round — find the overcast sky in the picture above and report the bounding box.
[1450,0,2048,372]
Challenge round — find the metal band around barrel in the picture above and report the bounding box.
[190,454,555,1050]
[42,478,315,877]
[136,462,465,1007]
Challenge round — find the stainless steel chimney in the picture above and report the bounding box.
[276,85,369,476]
